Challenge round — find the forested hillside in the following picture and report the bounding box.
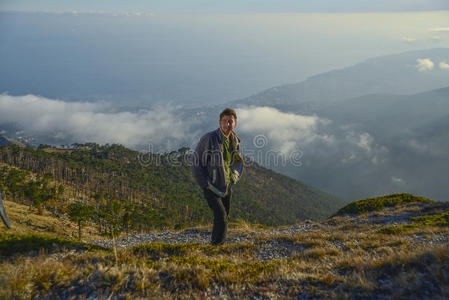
[0,143,343,236]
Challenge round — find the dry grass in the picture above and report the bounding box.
[0,200,103,241]
[0,162,107,240]
[0,230,447,299]
[0,201,448,299]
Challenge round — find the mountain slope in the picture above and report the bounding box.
[410,111,449,151]
[0,143,343,232]
[0,135,25,147]
[319,86,449,138]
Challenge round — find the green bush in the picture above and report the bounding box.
[336,193,434,216]
[380,211,449,234]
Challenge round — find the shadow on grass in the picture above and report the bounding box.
[0,233,107,258]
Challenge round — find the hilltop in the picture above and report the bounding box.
[0,193,447,298]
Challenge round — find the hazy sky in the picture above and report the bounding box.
[1,0,449,13]
[1,0,449,105]
[1,10,448,105]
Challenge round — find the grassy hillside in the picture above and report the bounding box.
[0,143,343,236]
[0,194,447,299]
[0,199,103,241]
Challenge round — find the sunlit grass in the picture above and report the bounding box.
[0,194,448,298]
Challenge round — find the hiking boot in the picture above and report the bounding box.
[211,240,225,246]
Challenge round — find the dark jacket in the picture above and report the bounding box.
[192,128,244,196]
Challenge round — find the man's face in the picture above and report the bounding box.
[219,115,236,136]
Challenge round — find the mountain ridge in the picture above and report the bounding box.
[229,48,449,112]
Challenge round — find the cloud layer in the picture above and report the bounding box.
[0,96,389,171]
[440,61,449,70]
[401,36,416,43]
[0,95,386,163]
[0,94,192,149]
[236,106,332,154]
[429,27,449,32]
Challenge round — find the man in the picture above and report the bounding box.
[192,108,244,245]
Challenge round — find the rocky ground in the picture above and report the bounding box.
[92,223,449,263]
[92,202,449,262]
[92,223,320,261]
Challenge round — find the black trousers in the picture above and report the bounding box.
[203,186,232,245]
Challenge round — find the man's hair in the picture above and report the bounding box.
[220,108,237,121]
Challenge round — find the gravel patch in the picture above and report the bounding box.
[90,212,449,261]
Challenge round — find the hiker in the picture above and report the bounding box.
[192,108,244,245]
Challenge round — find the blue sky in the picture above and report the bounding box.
[1,0,449,13]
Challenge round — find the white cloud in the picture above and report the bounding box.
[344,131,374,153]
[439,61,449,70]
[341,153,357,164]
[236,106,332,154]
[415,58,434,72]
[340,130,388,165]
[356,132,374,153]
[0,94,191,148]
[235,106,390,167]
[401,36,416,43]
[391,176,405,184]
[429,27,449,32]
[63,10,153,17]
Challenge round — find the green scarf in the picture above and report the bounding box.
[222,135,232,184]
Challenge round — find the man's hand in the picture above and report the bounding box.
[230,170,240,184]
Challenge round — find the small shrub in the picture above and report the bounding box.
[379,211,449,234]
[336,193,434,216]
[411,211,449,227]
